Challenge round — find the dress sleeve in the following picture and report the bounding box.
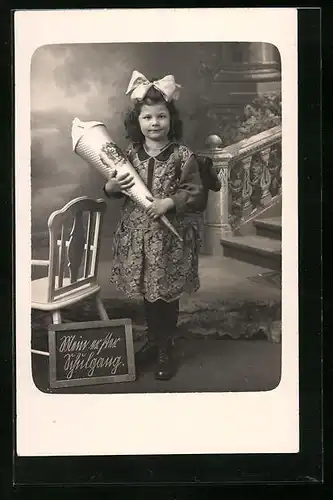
[169,154,205,213]
[201,157,222,192]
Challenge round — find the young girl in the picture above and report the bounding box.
[101,71,204,380]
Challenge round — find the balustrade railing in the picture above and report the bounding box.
[199,125,282,254]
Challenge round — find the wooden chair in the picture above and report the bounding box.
[31,196,109,356]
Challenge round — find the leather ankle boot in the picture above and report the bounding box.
[154,338,173,380]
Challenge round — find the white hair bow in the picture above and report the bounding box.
[126,70,181,102]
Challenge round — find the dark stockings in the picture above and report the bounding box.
[144,298,179,343]
[143,298,179,380]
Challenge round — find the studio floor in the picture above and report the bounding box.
[31,239,282,394]
[33,338,281,394]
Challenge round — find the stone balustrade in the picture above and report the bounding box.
[199,125,282,255]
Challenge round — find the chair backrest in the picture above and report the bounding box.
[46,196,107,302]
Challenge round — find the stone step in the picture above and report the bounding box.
[254,217,282,240]
[236,195,282,236]
[220,234,281,271]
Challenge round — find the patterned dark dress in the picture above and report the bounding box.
[109,142,205,303]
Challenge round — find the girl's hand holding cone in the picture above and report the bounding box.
[100,151,135,195]
[100,148,175,221]
[146,195,175,221]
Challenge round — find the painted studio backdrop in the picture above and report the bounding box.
[31,42,281,243]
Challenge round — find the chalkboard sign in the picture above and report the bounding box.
[48,319,135,388]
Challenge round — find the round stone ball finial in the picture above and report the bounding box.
[205,134,223,149]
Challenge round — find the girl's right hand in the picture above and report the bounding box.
[100,151,135,194]
[105,172,135,194]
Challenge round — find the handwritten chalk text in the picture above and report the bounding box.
[63,352,123,379]
[59,332,120,354]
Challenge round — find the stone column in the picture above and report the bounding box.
[220,42,281,83]
[209,42,281,123]
[200,135,233,256]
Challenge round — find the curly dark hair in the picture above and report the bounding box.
[124,85,183,144]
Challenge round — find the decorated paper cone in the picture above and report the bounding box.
[71,118,183,242]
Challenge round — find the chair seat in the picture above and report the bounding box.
[31,276,101,311]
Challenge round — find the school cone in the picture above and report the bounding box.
[71,118,183,242]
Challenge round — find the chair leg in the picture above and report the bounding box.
[31,309,51,356]
[96,294,109,320]
[52,310,62,324]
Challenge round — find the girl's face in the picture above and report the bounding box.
[138,103,170,142]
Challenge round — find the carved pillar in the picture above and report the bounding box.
[200,135,232,256]
[259,147,273,205]
[240,155,253,219]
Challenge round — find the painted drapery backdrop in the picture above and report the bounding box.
[31,42,281,238]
